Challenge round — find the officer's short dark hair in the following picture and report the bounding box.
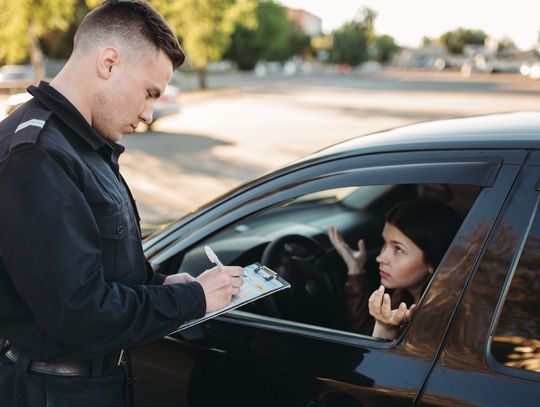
[74,0,185,69]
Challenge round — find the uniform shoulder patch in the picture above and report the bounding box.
[9,109,52,152]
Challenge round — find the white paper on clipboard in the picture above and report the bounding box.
[170,263,290,333]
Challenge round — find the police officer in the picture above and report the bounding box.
[0,1,244,406]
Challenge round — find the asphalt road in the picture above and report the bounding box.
[35,69,540,223]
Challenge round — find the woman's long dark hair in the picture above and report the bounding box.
[385,199,462,306]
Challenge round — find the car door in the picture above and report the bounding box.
[417,152,540,406]
[133,149,526,407]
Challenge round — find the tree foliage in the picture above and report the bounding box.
[329,8,376,66]
[226,0,294,71]
[0,0,81,79]
[40,2,96,60]
[421,36,437,47]
[153,0,256,88]
[373,34,400,63]
[496,37,516,54]
[330,22,369,66]
[439,28,487,54]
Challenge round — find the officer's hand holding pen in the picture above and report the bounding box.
[195,246,244,313]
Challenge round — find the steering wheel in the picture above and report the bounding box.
[260,234,345,329]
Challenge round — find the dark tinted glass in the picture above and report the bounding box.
[491,204,540,373]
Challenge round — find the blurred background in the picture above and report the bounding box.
[1,0,539,225]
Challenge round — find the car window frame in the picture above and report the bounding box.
[150,150,513,263]
[484,162,540,381]
[415,157,539,407]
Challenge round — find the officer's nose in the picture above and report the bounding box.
[140,103,153,125]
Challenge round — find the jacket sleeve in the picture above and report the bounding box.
[0,146,206,354]
[145,260,168,285]
[345,273,374,335]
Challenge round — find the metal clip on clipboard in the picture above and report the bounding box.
[253,263,278,281]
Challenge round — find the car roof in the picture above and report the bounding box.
[299,111,540,163]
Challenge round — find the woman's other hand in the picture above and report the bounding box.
[328,225,366,275]
[369,285,416,339]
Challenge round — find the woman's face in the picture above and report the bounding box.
[376,222,433,292]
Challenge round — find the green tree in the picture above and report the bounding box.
[421,36,437,47]
[226,0,294,71]
[359,7,376,39]
[0,0,84,81]
[290,27,312,60]
[373,34,400,63]
[153,0,256,88]
[226,24,258,70]
[496,37,516,54]
[40,1,96,60]
[330,8,376,66]
[330,22,369,66]
[439,28,487,54]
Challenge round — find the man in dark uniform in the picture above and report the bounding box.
[0,1,244,406]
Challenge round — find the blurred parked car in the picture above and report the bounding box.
[142,84,180,131]
[0,65,35,94]
[521,61,540,80]
[254,61,283,77]
[3,84,181,127]
[489,59,523,74]
[4,92,33,116]
[133,112,540,407]
[461,56,493,75]
[530,62,540,80]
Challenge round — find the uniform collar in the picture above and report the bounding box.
[27,81,124,155]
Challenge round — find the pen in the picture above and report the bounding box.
[204,245,224,267]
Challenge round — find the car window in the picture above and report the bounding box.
[490,201,540,374]
[181,182,480,336]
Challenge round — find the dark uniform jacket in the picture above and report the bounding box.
[0,82,205,362]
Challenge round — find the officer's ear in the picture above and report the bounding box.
[97,47,120,79]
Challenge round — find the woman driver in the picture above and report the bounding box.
[328,199,461,339]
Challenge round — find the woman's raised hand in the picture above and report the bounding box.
[327,226,366,275]
[369,285,416,339]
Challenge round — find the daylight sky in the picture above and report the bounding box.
[279,0,540,50]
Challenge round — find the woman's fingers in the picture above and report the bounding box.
[368,285,385,317]
[394,302,407,323]
[327,226,337,245]
[328,226,351,251]
[328,227,365,262]
[328,226,345,251]
[382,293,392,319]
[404,304,417,321]
[357,238,365,254]
[328,226,360,270]
[369,286,417,328]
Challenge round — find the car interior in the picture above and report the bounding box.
[159,183,481,335]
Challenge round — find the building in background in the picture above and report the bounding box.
[287,8,322,36]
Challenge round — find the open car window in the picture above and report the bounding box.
[175,182,481,337]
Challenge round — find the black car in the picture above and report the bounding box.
[133,112,540,407]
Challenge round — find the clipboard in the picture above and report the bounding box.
[170,263,290,333]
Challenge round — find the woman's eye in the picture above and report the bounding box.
[394,246,403,254]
